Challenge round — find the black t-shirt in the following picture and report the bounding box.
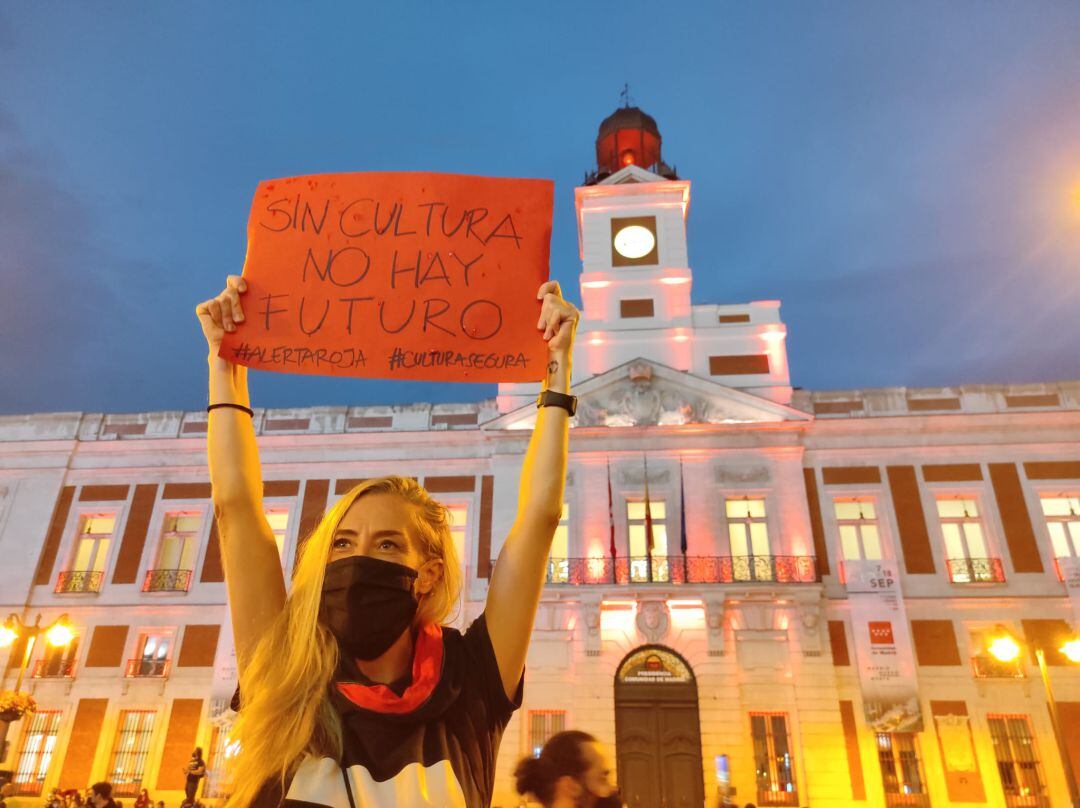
[186,759,206,784]
[252,612,521,808]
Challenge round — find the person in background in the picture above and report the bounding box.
[514,730,616,808]
[88,783,117,808]
[133,788,150,808]
[183,747,206,806]
[592,793,625,808]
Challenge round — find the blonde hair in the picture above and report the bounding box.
[226,476,462,807]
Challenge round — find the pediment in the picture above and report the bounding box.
[600,165,668,185]
[484,358,811,430]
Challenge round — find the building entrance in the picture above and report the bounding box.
[614,645,705,808]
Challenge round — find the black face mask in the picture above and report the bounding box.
[320,555,419,660]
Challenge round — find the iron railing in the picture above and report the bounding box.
[1003,796,1050,808]
[946,557,1005,584]
[142,568,193,592]
[971,654,1025,679]
[54,570,104,594]
[757,788,799,806]
[10,710,62,795]
[505,555,818,585]
[31,659,75,679]
[885,794,932,807]
[124,658,170,678]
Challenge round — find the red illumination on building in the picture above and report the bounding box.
[587,103,677,184]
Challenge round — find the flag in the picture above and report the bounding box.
[607,459,617,560]
[680,459,688,557]
[643,455,655,556]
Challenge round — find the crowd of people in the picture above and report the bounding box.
[0,747,210,808]
[35,783,199,808]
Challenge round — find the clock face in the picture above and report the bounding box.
[609,215,659,266]
[613,225,656,259]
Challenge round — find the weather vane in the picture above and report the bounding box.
[619,83,634,108]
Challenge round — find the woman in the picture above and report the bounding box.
[514,731,616,808]
[196,275,578,808]
[133,790,150,808]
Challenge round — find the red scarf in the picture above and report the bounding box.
[335,623,444,714]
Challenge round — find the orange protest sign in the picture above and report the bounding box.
[219,172,554,382]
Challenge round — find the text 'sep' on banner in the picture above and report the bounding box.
[219,172,555,383]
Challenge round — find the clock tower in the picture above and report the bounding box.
[497,103,793,413]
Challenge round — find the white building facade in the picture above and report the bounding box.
[2,107,1080,808]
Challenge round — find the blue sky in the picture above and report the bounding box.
[2,2,1079,415]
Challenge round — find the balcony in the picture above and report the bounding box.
[946,557,1005,584]
[124,658,170,678]
[971,654,1025,679]
[31,659,75,679]
[1003,795,1050,808]
[516,555,818,586]
[142,568,193,593]
[54,570,104,594]
[885,794,931,808]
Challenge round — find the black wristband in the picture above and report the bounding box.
[536,390,577,416]
[207,403,254,418]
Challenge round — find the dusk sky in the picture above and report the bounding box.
[2,3,1079,416]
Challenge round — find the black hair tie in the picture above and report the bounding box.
[207,402,254,417]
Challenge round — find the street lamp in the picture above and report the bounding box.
[0,613,74,694]
[988,626,1080,807]
[0,612,73,757]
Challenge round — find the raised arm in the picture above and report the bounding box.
[485,281,578,697]
[196,275,287,678]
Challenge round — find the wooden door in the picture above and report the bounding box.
[616,702,662,808]
[658,703,704,808]
[615,700,704,808]
[615,646,705,808]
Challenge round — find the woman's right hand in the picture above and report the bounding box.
[195,274,247,353]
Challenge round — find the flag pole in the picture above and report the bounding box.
[643,454,654,583]
[607,458,617,584]
[680,458,689,583]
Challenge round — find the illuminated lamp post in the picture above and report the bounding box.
[988,626,1080,806]
[0,613,73,755]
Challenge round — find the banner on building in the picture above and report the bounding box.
[844,559,923,732]
[209,612,240,724]
[1057,556,1080,623]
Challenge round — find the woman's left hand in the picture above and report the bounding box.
[536,281,579,355]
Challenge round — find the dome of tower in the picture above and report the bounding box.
[587,104,678,185]
[597,106,661,143]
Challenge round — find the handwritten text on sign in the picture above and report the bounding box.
[220,172,554,382]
